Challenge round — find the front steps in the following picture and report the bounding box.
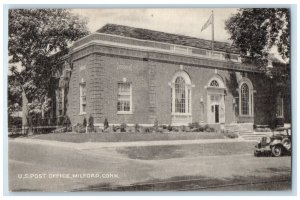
[224,123,271,141]
[239,131,273,141]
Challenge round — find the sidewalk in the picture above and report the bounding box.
[9,137,252,150]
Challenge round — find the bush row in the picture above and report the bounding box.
[53,116,218,134]
[102,120,216,133]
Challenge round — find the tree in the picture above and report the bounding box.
[8,9,89,133]
[225,8,290,66]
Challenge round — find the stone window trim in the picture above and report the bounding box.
[169,70,194,116]
[238,78,255,117]
[79,81,87,115]
[117,82,133,115]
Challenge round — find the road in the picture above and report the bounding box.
[8,138,291,192]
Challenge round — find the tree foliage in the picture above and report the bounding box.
[8,9,89,117]
[225,8,290,66]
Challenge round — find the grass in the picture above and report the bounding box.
[27,131,225,143]
[116,142,256,160]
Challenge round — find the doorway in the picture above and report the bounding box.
[211,104,220,123]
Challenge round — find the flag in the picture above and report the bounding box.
[201,14,213,32]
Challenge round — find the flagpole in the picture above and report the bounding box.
[211,10,214,51]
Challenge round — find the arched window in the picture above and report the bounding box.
[241,83,249,115]
[171,71,192,115]
[175,77,186,113]
[239,78,254,116]
[210,80,219,87]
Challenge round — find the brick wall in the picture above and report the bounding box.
[66,44,289,127]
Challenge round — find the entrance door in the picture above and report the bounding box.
[210,104,220,123]
[207,94,225,124]
[215,105,219,123]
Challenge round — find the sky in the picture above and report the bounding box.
[71,8,238,43]
[71,8,285,62]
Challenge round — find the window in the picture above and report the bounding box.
[187,88,191,113]
[80,83,86,114]
[210,80,219,87]
[241,83,249,115]
[58,88,64,116]
[175,77,186,113]
[238,78,254,117]
[171,71,192,115]
[117,83,132,113]
[276,94,284,117]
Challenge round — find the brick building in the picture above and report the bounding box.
[56,24,290,130]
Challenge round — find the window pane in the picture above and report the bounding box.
[210,80,219,87]
[241,83,249,115]
[175,77,186,113]
[80,83,86,113]
[117,83,131,112]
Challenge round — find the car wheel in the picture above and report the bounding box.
[282,138,291,151]
[271,145,283,157]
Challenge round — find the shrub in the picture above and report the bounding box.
[73,123,86,133]
[112,125,117,132]
[8,116,22,128]
[196,126,205,132]
[224,131,239,139]
[89,115,94,128]
[135,124,140,133]
[153,118,159,131]
[189,122,200,129]
[190,125,204,132]
[120,123,127,132]
[103,118,109,130]
[205,127,215,132]
[79,126,86,133]
[83,117,87,127]
[63,116,71,130]
[162,125,167,129]
[180,125,187,132]
[167,124,173,131]
[87,115,95,133]
[52,127,67,133]
[145,127,151,133]
[203,124,209,130]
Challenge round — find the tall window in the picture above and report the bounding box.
[175,77,186,113]
[58,88,64,116]
[171,71,192,115]
[117,83,131,113]
[80,83,86,114]
[241,83,249,115]
[276,94,284,117]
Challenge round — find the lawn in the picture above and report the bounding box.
[28,131,225,143]
[116,142,257,160]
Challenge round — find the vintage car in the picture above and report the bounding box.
[254,127,291,157]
